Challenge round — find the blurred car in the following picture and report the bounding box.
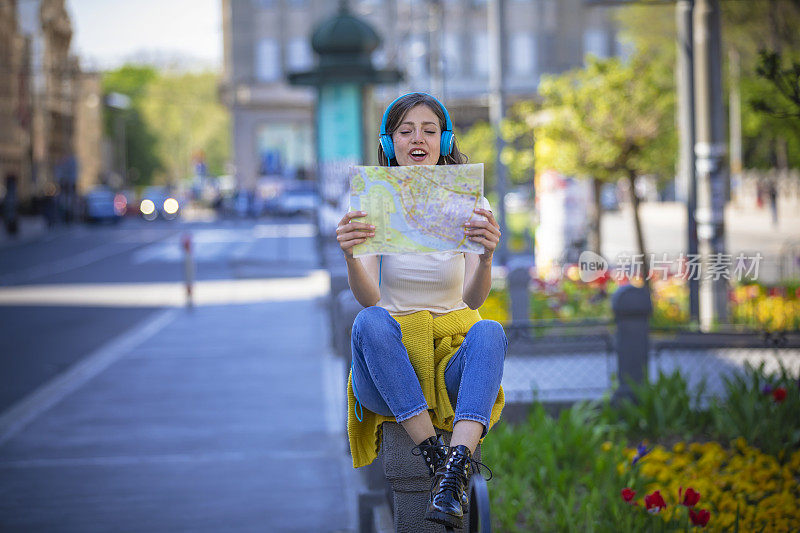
[83,186,125,223]
[139,186,180,221]
[274,185,319,217]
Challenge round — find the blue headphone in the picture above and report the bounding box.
[379,93,454,166]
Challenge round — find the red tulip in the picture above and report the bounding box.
[621,488,636,503]
[680,487,701,507]
[644,490,666,514]
[773,387,787,403]
[689,508,710,527]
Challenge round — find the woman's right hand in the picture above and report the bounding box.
[336,211,375,258]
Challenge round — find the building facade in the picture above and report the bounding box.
[221,0,621,191]
[0,0,103,212]
[0,0,30,200]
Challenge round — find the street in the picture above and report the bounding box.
[0,216,319,411]
[0,214,359,532]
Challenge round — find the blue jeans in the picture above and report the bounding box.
[350,306,506,435]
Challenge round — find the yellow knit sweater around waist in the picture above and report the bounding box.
[346,307,505,468]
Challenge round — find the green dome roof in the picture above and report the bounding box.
[311,5,381,56]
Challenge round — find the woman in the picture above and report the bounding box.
[337,92,506,529]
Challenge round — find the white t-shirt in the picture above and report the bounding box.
[376,198,491,316]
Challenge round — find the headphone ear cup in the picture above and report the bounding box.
[440,130,454,157]
[380,133,395,161]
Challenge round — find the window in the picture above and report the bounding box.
[372,48,387,68]
[473,33,489,76]
[255,38,280,82]
[442,33,461,76]
[542,0,557,31]
[583,29,608,59]
[287,38,312,70]
[405,35,428,79]
[510,33,537,76]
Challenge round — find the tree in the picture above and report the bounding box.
[614,0,800,169]
[139,71,230,184]
[102,65,163,188]
[529,54,677,279]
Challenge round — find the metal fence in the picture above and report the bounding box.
[650,331,800,399]
[503,321,616,403]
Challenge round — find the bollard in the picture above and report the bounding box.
[182,232,194,309]
[611,284,652,403]
[507,259,532,326]
[381,422,478,533]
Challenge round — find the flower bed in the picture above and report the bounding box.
[620,440,800,531]
[479,273,800,331]
[483,365,800,532]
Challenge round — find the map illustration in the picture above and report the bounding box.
[348,164,484,257]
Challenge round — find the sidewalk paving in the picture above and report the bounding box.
[0,297,360,532]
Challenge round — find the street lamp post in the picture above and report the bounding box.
[288,1,402,268]
[676,0,700,324]
[693,0,728,328]
[106,92,131,188]
[489,0,509,267]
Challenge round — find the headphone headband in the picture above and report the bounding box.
[379,92,454,165]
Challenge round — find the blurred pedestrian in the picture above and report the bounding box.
[338,93,506,530]
[767,179,778,226]
[3,173,19,236]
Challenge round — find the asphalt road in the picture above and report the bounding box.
[0,215,320,413]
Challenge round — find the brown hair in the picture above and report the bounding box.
[377,93,468,166]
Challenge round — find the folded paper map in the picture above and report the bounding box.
[349,164,484,257]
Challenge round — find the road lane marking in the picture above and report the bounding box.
[0,449,339,468]
[0,308,179,446]
[0,271,331,307]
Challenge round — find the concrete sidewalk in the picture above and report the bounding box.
[0,298,360,532]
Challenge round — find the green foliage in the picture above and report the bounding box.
[532,53,676,184]
[457,122,496,189]
[102,65,230,187]
[102,65,163,187]
[614,0,800,169]
[485,362,800,530]
[140,71,230,182]
[603,370,712,442]
[484,402,651,532]
[709,362,800,457]
[753,50,800,119]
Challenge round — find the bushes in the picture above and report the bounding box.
[484,401,651,532]
[484,364,800,532]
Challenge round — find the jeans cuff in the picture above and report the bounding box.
[453,413,490,438]
[393,404,429,424]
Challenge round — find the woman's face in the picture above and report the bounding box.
[391,104,441,166]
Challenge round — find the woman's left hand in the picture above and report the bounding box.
[465,208,501,263]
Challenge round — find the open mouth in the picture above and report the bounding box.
[409,149,427,161]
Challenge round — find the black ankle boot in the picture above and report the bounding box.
[412,435,470,509]
[425,445,476,529]
[411,435,448,477]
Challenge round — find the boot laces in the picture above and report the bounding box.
[431,450,493,496]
